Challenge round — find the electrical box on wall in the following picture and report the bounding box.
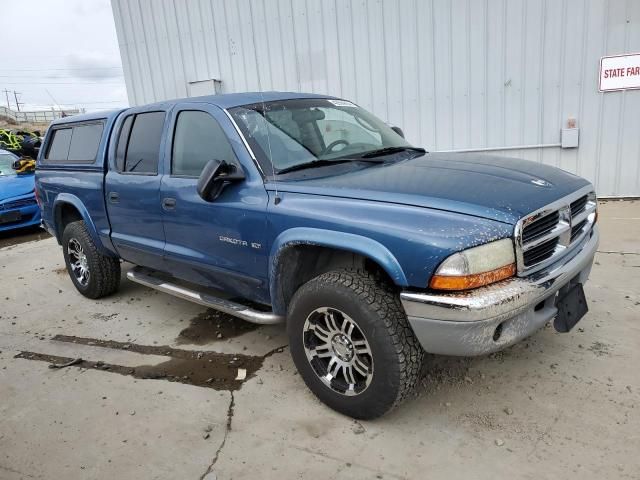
[188,79,222,97]
[561,128,580,148]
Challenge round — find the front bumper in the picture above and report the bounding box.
[0,204,41,233]
[400,226,599,356]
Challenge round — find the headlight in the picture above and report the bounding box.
[429,238,516,291]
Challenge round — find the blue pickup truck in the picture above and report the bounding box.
[36,92,598,418]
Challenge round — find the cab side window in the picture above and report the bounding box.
[121,111,165,174]
[45,128,72,161]
[115,115,133,172]
[172,110,238,177]
[44,122,104,163]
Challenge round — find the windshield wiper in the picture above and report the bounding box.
[359,146,426,158]
[277,158,383,175]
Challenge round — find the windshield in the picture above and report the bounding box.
[229,98,413,175]
[0,153,18,176]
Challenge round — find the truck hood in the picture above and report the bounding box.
[0,174,35,202]
[268,153,591,225]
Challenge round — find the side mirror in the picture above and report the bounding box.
[197,159,245,202]
[391,126,405,138]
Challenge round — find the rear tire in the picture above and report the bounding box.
[287,269,423,419]
[62,221,121,299]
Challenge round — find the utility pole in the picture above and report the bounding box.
[2,89,10,109]
[13,91,22,112]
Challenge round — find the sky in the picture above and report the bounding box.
[0,0,128,113]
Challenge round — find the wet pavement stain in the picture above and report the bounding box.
[0,227,50,249]
[177,309,260,345]
[16,335,286,391]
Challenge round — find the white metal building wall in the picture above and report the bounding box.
[112,0,640,196]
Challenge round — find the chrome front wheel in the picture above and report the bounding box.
[67,238,90,286]
[303,307,374,396]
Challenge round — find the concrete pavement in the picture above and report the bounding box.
[1,200,638,479]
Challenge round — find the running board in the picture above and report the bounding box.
[126,268,284,325]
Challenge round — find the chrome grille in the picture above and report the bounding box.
[570,195,588,217]
[522,211,559,243]
[515,187,597,275]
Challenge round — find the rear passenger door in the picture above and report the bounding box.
[105,109,168,270]
[160,104,270,302]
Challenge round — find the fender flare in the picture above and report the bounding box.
[52,194,113,256]
[269,227,408,314]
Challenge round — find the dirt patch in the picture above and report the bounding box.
[588,341,612,356]
[177,309,260,345]
[91,312,118,321]
[53,267,67,275]
[0,226,50,249]
[16,334,286,391]
[416,354,473,396]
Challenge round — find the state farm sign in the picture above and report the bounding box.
[599,53,640,92]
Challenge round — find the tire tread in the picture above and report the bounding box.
[62,221,120,299]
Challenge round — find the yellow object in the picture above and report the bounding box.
[12,158,36,174]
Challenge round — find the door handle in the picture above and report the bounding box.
[108,191,119,203]
[162,197,177,210]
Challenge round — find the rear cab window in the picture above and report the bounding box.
[44,121,105,164]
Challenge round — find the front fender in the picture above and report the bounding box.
[53,194,114,256]
[269,227,408,314]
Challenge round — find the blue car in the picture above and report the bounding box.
[0,149,41,232]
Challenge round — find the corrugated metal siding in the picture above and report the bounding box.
[112,0,640,196]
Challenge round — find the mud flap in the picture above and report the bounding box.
[554,283,588,333]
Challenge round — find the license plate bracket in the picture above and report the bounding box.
[554,283,588,333]
[0,210,21,225]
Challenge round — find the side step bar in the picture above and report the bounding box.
[126,268,284,325]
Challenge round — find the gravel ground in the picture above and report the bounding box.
[0,200,638,480]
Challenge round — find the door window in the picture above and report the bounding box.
[124,111,165,174]
[115,115,133,171]
[172,110,238,177]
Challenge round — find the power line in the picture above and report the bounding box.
[54,100,127,105]
[0,66,123,72]
[0,72,124,78]
[0,75,124,79]
[1,81,124,85]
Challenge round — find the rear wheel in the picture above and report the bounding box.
[287,269,423,419]
[62,221,121,299]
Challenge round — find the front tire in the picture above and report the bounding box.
[62,221,121,299]
[287,269,423,419]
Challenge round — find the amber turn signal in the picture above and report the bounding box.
[429,263,516,291]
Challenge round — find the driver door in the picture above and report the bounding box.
[160,104,270,303]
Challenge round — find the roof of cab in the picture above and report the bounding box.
[48,91,337,127]
[175,91,337,109]
[49,108,125,127]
